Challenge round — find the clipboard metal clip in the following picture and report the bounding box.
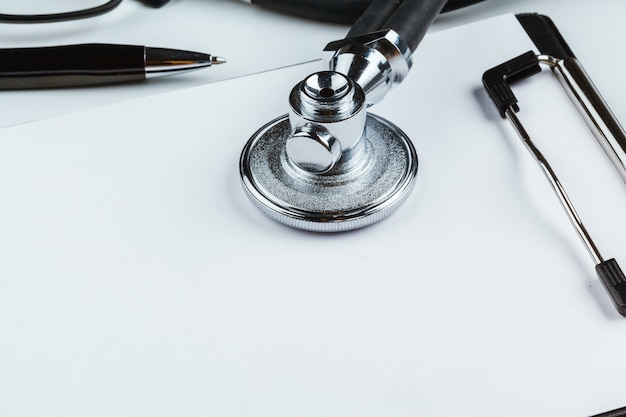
[482,50,626,317]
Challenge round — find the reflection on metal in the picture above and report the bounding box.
[538,54,626,185]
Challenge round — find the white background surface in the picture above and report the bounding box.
[1,2,626,417]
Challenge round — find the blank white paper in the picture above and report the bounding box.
[1,14,625,417]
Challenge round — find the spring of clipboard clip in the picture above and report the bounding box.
[482,51,626,317]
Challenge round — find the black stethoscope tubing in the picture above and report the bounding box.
[0,0,484,25]
[0,0,123,24]
[0,0,169,24]
[252,0,484,24]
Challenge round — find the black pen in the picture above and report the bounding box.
[0,43,226,89]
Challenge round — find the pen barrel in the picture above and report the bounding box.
[0,43,145,89]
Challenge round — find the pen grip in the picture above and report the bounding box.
[0,43,145,89]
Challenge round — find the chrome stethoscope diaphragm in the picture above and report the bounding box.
[239,88,418,232]
[240,0,448,231]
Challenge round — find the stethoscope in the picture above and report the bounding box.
[4,0,486,232]
[239,0,486,232]
[0,0,483,24]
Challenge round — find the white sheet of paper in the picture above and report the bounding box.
[1,14,625,417]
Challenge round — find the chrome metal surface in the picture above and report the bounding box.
[240,29,417,231]
[323,29,412,105]
[286,125,343,173]
[144,47,218,78]
[240,113,418,232]
[287,71,367,173]
[505,107,604,265]
[539,55,626,185]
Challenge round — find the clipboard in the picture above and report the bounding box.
[483,14,626,317]
[0,13,624,417]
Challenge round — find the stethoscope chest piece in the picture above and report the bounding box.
[240,26,422,232]
[239,106,418,232]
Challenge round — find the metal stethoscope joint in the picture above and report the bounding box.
[239,29,419,232]
[322,29,413,106]
[286,29,412,175]
[287,71,367,174]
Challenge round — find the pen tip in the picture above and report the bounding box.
[211,56,226,65]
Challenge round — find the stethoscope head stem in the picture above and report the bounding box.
[287,71,367,174]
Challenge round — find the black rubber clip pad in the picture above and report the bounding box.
[481,51,541,117]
